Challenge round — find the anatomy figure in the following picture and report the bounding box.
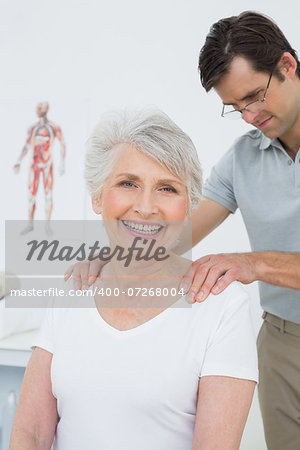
[13,102,66,234]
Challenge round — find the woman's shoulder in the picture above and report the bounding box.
[190,281,250,321]
[41,278,94,326]
[214,280,249,302]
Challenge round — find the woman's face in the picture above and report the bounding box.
[92,143,189,252]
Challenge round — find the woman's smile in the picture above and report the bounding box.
[121,219,164,238]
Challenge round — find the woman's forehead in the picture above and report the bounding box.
[109,143,183,182]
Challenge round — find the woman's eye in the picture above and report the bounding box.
[120,181,135,188]
[161,186,176,193]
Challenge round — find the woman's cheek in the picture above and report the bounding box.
[166,198,188,221]
[102,190,130,219]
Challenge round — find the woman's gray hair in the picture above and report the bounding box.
[85,109,202,209]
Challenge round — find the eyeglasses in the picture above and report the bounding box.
[221,73,273,120]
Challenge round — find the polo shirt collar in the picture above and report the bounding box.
[259,133,283,151]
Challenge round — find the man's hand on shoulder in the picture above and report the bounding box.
[180,253,257,303]
[64,259,105,290]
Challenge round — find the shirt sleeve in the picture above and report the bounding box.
[201,283,258,382]
[202,145,238,213]
[31,307,55,354]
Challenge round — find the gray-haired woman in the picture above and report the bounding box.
[11,109,257,450]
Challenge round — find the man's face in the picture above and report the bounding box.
[214,56,300,140]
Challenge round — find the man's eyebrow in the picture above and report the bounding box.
[223,87,263,106]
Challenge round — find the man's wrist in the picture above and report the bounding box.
[246,251,278,283]
[242,251,265,282]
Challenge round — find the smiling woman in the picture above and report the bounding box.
[91,143,191,254]
[10,109,258,450]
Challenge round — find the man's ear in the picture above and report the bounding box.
[278,51,297,79]
[92,196,102,215]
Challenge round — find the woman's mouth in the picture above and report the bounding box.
[121,220,164,238]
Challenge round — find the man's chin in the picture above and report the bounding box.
[255,125,279,140]
[261,129,277,138]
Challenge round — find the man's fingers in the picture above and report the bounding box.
[71,262,90,290]
[88,259,106,286]
[185,264,211,303]
[64,260,107,292]
[179,263,196,293]
[194,255,213,265]
[88,274,98,286]
[193,265,226,302]
[77,265,90,291]
[211,270,237,295]
[180,257,214,293]
[64,265,73,281]
[183,252,251,305]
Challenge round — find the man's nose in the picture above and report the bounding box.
[242,109,261,124]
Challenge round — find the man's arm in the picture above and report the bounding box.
[172,197,231,255]
[255,251,300,288]
[192,197,231,245]
[192,376,255,450]
[182,251,300,303]
[175,197,300,302]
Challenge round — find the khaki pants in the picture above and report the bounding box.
[257,313,300,450]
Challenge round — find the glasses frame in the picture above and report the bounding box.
[221,73,273,119]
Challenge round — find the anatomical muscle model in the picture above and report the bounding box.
[13,102,66,234]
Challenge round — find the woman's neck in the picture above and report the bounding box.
[94,254,191,309]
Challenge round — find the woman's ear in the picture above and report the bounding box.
[92,196,102,215]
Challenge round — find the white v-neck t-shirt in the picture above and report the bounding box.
[33,281,258,450]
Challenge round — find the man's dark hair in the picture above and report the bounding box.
[199,11,300,92]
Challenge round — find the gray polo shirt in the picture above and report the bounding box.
[203,129,300,323]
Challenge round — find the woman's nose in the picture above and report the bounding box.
[133,191,159,217]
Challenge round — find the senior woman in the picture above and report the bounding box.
[11,110,257,450]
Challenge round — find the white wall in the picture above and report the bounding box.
[1,0,300,448]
